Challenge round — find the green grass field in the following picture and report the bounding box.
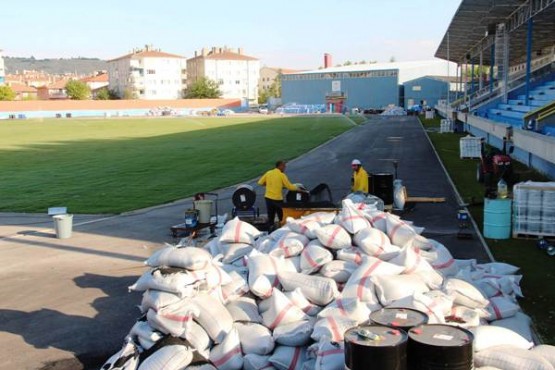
[0,116,352,213]
[420,116,555,344]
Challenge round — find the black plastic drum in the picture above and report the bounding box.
[345,325,407,370]
[232,184,256,210]
[407,324,474,370]
[285,190,309,204]
[370,308,429,332]
[373,173,394,205]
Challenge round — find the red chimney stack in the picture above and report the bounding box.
[324,53,332,69]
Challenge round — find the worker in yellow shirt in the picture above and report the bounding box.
[258,160,300,228]
[351,159,369,193]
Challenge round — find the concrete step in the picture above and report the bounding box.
[489,108,526,119]
[498,104,533,112]
[487,114,523,127]
[508,99,546,107]
[517,94,553,102]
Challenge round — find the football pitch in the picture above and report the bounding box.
[0,115,353,213]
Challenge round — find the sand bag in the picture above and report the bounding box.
[386,214,421,247]
[255,236,275,254]
[336,247,365,265]
[140,290,183,313]
[337,199,371,234]
[272,319,315,347]
[221,270,249,304]
[373,274,430,306]
[445,306,483,328]
[221,242,254,264]
[243,354,276,370]
[226,296,262,323]
[428,242,458,277]
[127,321,163,351]
[471,325,534,352]
[287,217,322,239]
[270,232,309,258]
[300,241,333,274]
[476,262,520,275]
[220,217,261,244]
[146,305,199,338]
[236,322,275,355]
[101,341,140,370]
[532,345,555,368]
[387,292,445,324]
[474,345,554,370]
[130,269,195,295]
[138,345,193,370]
[314,224,352,250]
[491,312,533,343]
[283,288,322,316]
[248,252,282,298]
[311,316,357,342]
[317,297,371,324]
[269,346,308,370]
[301,211,337,225]
[190,293,234,343]
[443,278,489,309]
[486,296,520,321]
[422,290,455,316]
[319,260,358,283]
[278,270,339,306]
[146,246,212,271]
[353,227,400,260]
[259,288,309,329]
[365,210,388,232]
[309,340,345,370]
[209,326,243,370]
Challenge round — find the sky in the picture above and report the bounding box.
[1,0,461,69]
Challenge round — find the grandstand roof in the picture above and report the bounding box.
[435,0,555,64]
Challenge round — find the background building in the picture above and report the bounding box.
[281,58,456,112]
[187,47,260,104]
[0,50,5,85]
[259,66,300,92]
[403,75,459,108]
[107,46,187,100]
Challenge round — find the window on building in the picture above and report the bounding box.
[139,89,144,95]
[218,79,224,85]
[150,90,157,95]
[412,86,422,91]
[147,69,156,74]
[236,80,240,84]
[181,69,187,74]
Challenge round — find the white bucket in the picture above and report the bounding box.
[194,200,213,224]
[53,214,73,239]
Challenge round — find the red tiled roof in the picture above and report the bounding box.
[194,51,258,61]
[108,50,185,62]
[46,80,70,89]
[81,73,109,83]
[8,83,37,93]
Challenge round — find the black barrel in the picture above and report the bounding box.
[232,184,256,210]
[345,325,407,370]
[367,173,374,194]
[370,308,429,332]
[407,324,474,370]
[285,190,309,204]
[373,173,394,205]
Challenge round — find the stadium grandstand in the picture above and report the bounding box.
[435,0,555,177]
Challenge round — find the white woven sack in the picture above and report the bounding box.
[183,321,212,358]
[269,346,308,370]
[287,217,322,239]
[220,217,261,244]
[140,290,183,313]
[226,296,262,323]
[445,306,483,328]
[314,224,352,250]
[532,345,555,367]
[270,232,309,258]
[471,325,534,352]
[338,199,371,234]
[428,242,458,277]
[248,252,282,298]
[284,288,322,316]
[270,225,294,241]
[491,312,533,343]
[385,214,421,247]
[309,340,345,370]
[130,269,193,295]
[146,305,199,338]
[302,360,317,370]
[311,316,357,342]
[319,260,358,283]
[301,211,337,225]
[486,296,520,321]
[259,288,309,329]
[236,322,275,355]
[221,242,254,264]
[101,341,139,370]
[374,274,430,306]
[317,297,371,324]
[138,345,192,370]
[243,354,276,370]
[204,238,221,256]
[187,363,217,370]
[336,247,366,265]
[127,321,163,351]
[353,227,400,260]
[443,278,489,309]
[209,326,243,370]
[476,262,520,275]
[254,235,275,254]
[474,345,554,370]
[146,246,212,270]
[366,210,388,232]
[387,292,445,324]
[190,294,234,343]
[221,270,249,304]
[272,319,315,347]
[388,246,437,276]
[422,290,455,316]
[300,241,333,274]
[278,270,339,306]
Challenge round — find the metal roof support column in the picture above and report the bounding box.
[471,61,475,96]
[464,62,468,104]
[525,16,533,106]
[479,49,483,91]
[490,42,495,94]
[501,24,510,104]
[458,64,462,101]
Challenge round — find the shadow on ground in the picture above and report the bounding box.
[0,274,141,370]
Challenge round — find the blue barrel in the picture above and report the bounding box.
[484,198,512,239]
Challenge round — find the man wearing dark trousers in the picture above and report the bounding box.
[258,160,299,229]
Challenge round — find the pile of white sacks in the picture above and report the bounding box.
[101,199,555,370]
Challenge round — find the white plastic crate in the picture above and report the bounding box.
[439,119,453,133]
[512,181,555,237]
[459,135,482,159]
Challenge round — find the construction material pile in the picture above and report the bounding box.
[101,199,555,370]
[380,105,406,116]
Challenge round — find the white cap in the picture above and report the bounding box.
[351,159,362,165]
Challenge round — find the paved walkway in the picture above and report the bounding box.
[0,116,489,370]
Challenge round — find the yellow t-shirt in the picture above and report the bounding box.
[258,168,297,201]
[352,166,369,193]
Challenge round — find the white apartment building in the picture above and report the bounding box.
[107,46,187,100]
[0,49,5,85]
[187,47,260,103]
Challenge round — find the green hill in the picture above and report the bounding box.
[4,56,108,75]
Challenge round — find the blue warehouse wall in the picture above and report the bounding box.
[404,77,449,108]
[282,76,399,109]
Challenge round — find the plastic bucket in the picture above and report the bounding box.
[53,214,73,239]
[194,200,213,224]
[484,198,512,239]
